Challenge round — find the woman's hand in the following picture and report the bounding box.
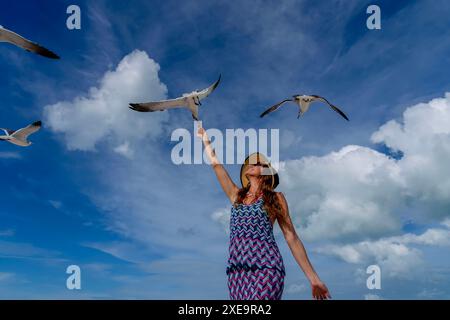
[311,280,331,300]
[197,127,206,140]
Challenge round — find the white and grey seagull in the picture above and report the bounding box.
[0,25,59,59]
[129,74,221,121]
[260,94,349,121]
[0,120,42,147]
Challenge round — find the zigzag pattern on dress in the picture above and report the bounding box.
[226,196,286,300]
[227,268,284,300]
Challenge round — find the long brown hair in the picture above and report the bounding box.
[233,174,282,222]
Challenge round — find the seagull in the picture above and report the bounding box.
[0,25,59,59]
[129,74,221,121]
[260,94,349,121]
[0,121,42,147]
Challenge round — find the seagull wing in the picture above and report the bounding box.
[11,121,42,140]
[129,96,187,112]
[259,99,293,118]
[196,74,221,100]
[0,128,15,135]
[311,95,349,121]
[190,105,199,121]
[0,27,59,59]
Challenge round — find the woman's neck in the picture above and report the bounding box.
[247,177,261,195]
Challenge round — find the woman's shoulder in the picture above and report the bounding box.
[274,191,288,206]
[274,191,285,198]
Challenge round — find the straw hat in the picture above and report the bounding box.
[240,152,279,189]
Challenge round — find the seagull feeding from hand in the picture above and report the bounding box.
[0,25,59,59]
[0,121,42,147]
[260,94,349,121]
[129,74,221,121]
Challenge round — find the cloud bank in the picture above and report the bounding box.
[43,50,169,156]
[279,93,450,243]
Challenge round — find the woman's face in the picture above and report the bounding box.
[245,163,267,177]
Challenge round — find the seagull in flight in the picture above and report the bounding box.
[0,121,42,147]
[129,75,221,121]
[260,94,349,121]
[0,25,59,59]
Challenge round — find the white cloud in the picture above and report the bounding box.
[83,241,157,264]
[0,152,21,159]
[113,141,134,158]
[279,144,404,242]
[0,240,65,263]
[417,288,445,299]
[442,218,450,229]
[278,93,450,242]
[0,272,15,283]
[364,293,383,300]
[315,227,450,278]
[81,263,112,273]
[48,200,62,209]
[285,283,307,294]
[211,207,230,235]
[0,229,15,237]
[397,228,450,246]
[316,240,423,279]
[371,93,450,209]
[43,50,169,154]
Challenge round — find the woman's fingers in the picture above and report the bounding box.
[313,287,321,300]
[197,127,205,138]
[323,286,331,299]
[314,286,320,299]
[323,289,331,300]
[320,290,326,300]
[312,284,331,300]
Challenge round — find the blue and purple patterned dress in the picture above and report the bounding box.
[226,195,286,300]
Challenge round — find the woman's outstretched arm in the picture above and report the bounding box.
[276,192,331,300]
[197,126,239,203]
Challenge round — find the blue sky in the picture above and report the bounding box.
[0,0,450,299]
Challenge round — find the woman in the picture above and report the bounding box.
[197,127,330,300]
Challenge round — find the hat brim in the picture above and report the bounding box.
[240,152,279,190]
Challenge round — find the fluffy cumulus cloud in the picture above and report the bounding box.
[277,93,450,243]
[370,93,450,219]
[43,50,169,156]
[315,223,450,278]
[279,145,404,242]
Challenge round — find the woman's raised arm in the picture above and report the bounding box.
[197,126,239,203]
